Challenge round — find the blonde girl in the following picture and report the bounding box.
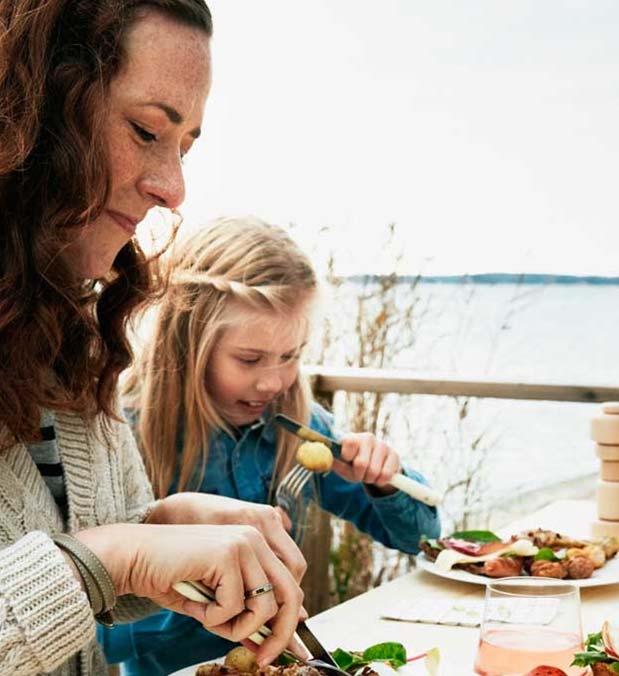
[100,217,440,676]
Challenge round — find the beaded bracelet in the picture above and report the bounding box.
[53,533,117,627]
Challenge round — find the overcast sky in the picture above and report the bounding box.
[161,1,619,275]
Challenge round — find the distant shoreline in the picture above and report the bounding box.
[344,273,619,285]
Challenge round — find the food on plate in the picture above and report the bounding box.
[196,665,321,676]
[572,622,619,674]
[296,441,334,473]
[581,545,606,569]
[482,556,523,577]
[224,647,259,673]
[419,528,619,580]
[529,560,567,579]
[195,642,439,676]
[565,555,595,579]
[419,530,537,578]
[524,667,568,676]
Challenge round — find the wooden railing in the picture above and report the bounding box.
[305,365,619,403]
[299,366,619,615]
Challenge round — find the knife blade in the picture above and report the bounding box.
[274,413,343,459]
[296,620,339,668]
[274,413,442,507]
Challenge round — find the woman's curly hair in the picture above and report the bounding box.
[0,0,212,444]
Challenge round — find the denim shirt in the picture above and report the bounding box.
[98,403,440,676]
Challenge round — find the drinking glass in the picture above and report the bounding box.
[473,577,585,676]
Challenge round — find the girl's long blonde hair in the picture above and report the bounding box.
[127,216,317,498]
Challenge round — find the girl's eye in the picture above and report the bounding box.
[130,122,157,143]
[238,357,260,365]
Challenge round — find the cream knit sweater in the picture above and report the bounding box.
[0,410,158,675]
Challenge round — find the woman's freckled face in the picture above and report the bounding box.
[65,9,212,278]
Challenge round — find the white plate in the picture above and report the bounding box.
[416,551,619,588]
[169,658,430,676]
[169,657,222,676]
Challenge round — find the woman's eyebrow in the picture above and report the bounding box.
[140,101,201,138]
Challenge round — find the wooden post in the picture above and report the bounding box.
[299,502,334,616]
[299,382,336,616]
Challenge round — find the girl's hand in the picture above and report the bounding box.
[334,433,401,495]
[75,523,305,666]
[149,493,306,583]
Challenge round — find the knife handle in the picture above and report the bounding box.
[173,580,267,646]
[389,473,442,506]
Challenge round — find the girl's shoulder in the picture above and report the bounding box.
[122,405,141,432]
[308,401,335,436]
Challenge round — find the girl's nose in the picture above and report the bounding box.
[256,371,283,394]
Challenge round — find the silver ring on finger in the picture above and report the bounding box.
[244,583,274,600]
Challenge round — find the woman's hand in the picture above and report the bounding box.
[75,523,305,666]
[149,493,306,582]
[334,433,401,494]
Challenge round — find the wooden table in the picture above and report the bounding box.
[306,500,619,675]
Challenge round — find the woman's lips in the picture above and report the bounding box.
[108,210,139,236]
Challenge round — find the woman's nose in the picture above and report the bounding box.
[138,156,186,210]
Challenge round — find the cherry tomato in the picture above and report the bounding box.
[525,667,568,676]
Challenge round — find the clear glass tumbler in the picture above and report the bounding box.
[473,577,585,676]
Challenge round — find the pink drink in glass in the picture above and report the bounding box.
[473,577,585,676]
[474,627,584,675]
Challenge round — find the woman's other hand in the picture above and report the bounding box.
[149,493,306,583]
[75,523,304,666]
[335,433,401,495]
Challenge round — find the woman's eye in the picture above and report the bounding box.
[238,357,260,365]
[130,122,157,143]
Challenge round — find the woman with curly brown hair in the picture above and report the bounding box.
[0,2,306,674]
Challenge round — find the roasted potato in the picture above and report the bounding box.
[596,536,619,559]
[224,647,258,673]
[581,544,606,569]
[296,441,333,473]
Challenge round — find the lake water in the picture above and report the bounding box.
[313,280,619,529]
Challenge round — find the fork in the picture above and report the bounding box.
[275,464,313,513]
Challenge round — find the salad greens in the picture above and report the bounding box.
[448,530,501,543]
[332,642,407,671]
[331,641,440,676]
[572,631,619,671]
[534,547,561,562]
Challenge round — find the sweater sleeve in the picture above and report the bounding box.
[108,416,160,623]
[115,414,156,524]
[0,531,95,675]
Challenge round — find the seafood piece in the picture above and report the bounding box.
[520,529,589,550]
[481,557,522,578]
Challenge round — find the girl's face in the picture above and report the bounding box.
[206,306,309,426]
[64,9,212,278]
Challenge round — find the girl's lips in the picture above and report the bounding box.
[238,400,271,414]
[108,210,139,236]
